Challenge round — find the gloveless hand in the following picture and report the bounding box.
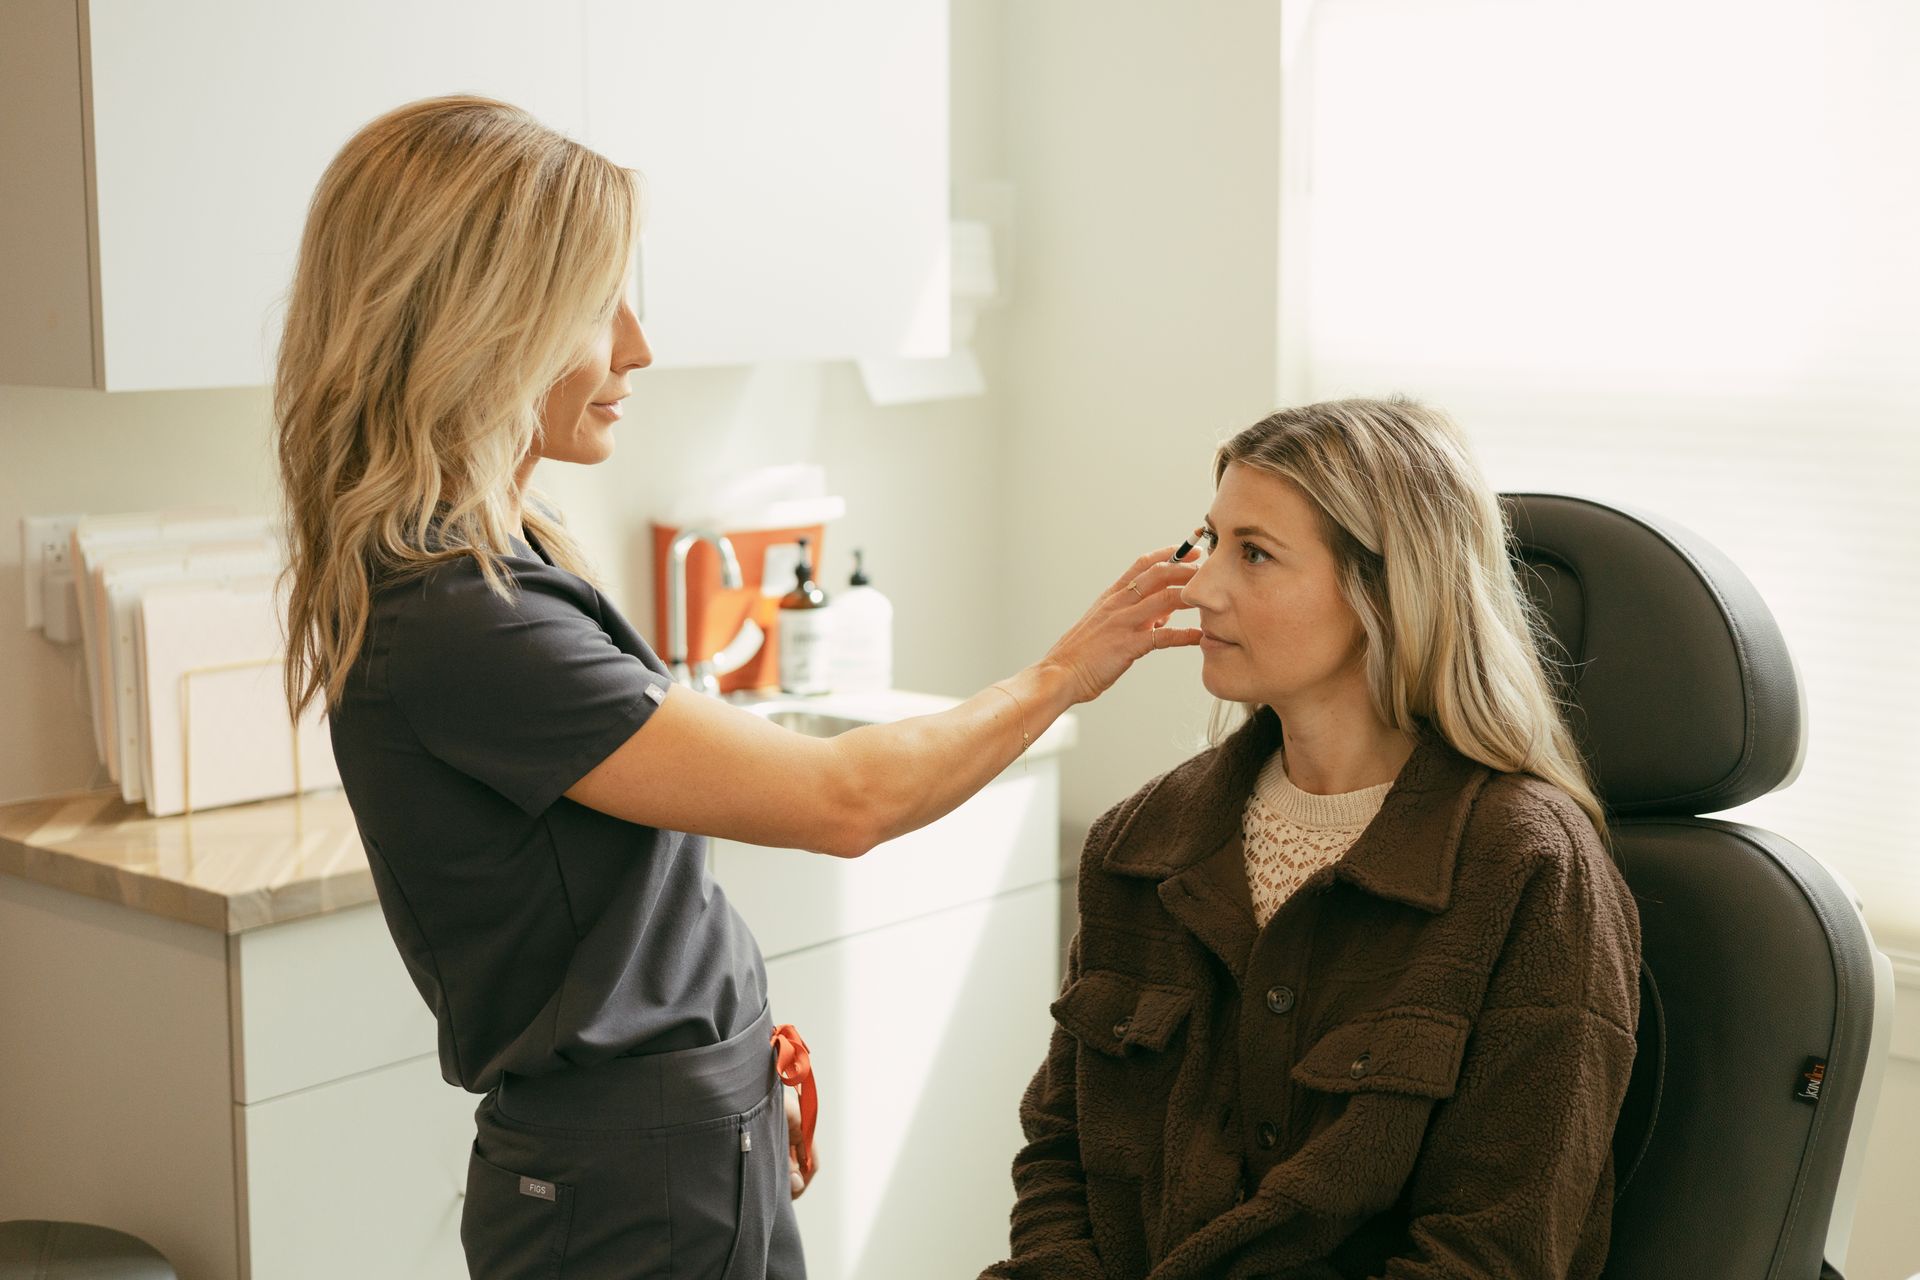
[1042,545,1202,703]
[787,1088,816,1199]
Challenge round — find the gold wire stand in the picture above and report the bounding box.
[177,655,304,820]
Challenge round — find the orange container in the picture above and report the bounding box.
[650,523,828,694]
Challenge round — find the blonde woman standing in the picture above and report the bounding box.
[986,399,1641,1280]
[277,96,1200,1279]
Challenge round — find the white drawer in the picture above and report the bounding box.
[234,902,440,1102]
[712,757,1060,958]
[241,1053,474,1280]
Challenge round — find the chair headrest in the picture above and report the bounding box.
[1500,493,1806,817]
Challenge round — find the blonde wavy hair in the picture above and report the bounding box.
[1213,397,1608,841]
[276,95,640,719]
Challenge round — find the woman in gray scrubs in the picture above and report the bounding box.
[274,96,1199,1279]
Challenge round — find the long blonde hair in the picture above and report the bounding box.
[276,96,640,719]
[1214,397,1609,841]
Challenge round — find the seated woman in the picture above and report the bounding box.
[986,398,1641,1280]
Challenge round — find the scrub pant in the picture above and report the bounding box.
[461,1005,808,1279]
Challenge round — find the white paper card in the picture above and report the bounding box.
[136,576,337,818]
[96,539,280,799]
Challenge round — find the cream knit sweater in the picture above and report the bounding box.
[1242,751,1393,926]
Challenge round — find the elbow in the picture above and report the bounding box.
[824,828,879,860]
[818,808,883,860]
[816,745,892,859]
[826,792,889,859]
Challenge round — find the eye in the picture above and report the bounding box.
[1240,541,1271,566]
[1199,527,1220,555]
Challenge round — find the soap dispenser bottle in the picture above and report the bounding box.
[777,536,833,695]
[829,548,894,693]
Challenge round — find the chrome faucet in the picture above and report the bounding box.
[666,528,743,695]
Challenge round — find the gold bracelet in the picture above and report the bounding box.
[989,683,1032,769]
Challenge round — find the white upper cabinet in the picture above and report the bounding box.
[584,0,949,368]
[2,0,587,391]
[1,0,948,391]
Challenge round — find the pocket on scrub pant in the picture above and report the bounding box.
[460,1141,575,1280]
[709,1084,790,1280]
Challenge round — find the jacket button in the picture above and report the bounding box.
[1256,1121,1279,1149]
[1350,1053,1371,1080]
[1264,985,1295,1015]
[1112,1018,1131,1041]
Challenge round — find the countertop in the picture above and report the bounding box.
[0,689,1077,934]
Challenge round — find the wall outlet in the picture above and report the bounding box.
[21,514,83,633]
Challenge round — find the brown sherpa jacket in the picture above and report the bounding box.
[983,709,1640,1280]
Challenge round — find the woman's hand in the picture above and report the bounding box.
[1041,544,1202,704]
[787,1088,817,1199]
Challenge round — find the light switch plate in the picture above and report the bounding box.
[21,514,82,632]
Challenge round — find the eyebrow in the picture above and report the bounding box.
[1203,517,1291,550]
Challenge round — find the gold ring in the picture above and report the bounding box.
[1127,579,1144,600]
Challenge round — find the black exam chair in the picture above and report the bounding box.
[1502,493,1896,1280]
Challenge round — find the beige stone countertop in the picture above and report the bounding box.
[0,786,372,934]
[0,689,1078,935]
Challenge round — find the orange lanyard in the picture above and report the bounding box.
[770,1023,818,1178]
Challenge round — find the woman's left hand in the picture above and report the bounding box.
[1039,544,1203,704]
[787,1088,817,1199]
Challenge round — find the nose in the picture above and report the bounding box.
[1180,547,1224,614]
[615,299,652,373]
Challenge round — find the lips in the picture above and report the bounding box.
[589,398,625,420]
[1200,630,1237,649]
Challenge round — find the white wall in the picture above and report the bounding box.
[1849,958,1920,1280]
[0,384,279,802]
[998,0,1288,834]
[0,0,1010,807]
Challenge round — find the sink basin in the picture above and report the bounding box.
[741,701,871,739]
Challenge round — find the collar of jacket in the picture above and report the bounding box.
[1100,705,1490,919]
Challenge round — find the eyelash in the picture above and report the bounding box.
[1200,529,1270,565]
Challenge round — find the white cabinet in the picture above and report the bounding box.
[0,879,465,1280]
[232,901,443,1102]
[241,1056,473,1280]
[1,0,949,390]
[714,757,1058,958]
[584,0,950,368]
[0,0,587,391]
[712,756,1063,1278]
[765,884,1059,1280]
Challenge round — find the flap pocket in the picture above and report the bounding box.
[1290,1009,1469,1099]
[1052,969,1195,1057]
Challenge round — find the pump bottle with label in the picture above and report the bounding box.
[777,537,832,695]
[829,549,893,693]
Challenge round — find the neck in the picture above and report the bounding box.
[510,453,539,527]
[1270,693,1416,795]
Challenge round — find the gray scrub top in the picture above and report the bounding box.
[329,526,768,1093]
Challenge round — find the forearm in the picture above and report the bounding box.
[986,1013,1106,1279]
[832,661,1080,853]
[568,543,1192,855]
[1005,1134,1102,1259]
[981,1240,1107,1280]
[996,1141,1106,1276]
